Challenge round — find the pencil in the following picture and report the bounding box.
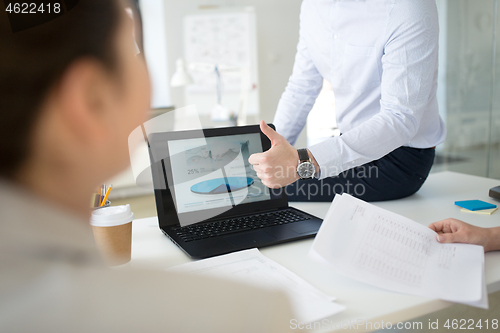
[100,184,113,207]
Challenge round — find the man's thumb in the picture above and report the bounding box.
[437,231,465,244]
[260,120,280,144]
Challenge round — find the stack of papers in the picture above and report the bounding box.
[455,200,497,215]
[310,194,488,309]
[167,248,345,323]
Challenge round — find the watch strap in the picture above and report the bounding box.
[297,148,309,162]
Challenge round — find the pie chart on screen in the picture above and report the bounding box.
[190,177,254,195]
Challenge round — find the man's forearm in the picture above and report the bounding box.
[487,227,500,252]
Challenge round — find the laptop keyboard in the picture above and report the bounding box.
[173,210,311,243]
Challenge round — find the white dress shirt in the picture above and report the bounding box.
[273,0,446,179]
[0,180,294,333]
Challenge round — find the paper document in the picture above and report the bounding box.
[167,248,345,322]
[310,194,487,308]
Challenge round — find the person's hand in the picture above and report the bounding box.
[428,218,499,252]
[248,121,300,188]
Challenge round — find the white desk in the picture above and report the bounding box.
[131,172,500,332]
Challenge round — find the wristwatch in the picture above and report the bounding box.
[296,148,315,180]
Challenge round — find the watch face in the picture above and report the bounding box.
[297,162,315,179]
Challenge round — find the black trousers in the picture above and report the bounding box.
[285,146,436,202]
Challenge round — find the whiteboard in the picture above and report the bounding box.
[184,9,258,93]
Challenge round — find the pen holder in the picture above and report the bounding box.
[91,193,111,210]
[93,200,111,210]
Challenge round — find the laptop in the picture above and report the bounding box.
[148,124,323,259]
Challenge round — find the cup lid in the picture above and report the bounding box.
[90,204,134,227]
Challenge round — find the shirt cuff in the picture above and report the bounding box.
[308,137,344,179]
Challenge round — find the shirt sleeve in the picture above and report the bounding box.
[308,0,440,179]
[273,2,324,146]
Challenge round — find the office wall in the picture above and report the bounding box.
[440,0,498,149]
[435,0,500,179]
[490,0,500,179]
[161,0,302,124]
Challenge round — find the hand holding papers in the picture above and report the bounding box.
[167,248,345,323]
[310,194,488,308]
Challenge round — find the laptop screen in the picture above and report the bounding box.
[149,125,287,227]
[167,133,271,214]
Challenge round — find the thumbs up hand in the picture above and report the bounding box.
[248,121,301,188]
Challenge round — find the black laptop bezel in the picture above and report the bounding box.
[148,124,290,230]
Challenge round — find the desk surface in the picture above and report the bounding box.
[131,172,500,332]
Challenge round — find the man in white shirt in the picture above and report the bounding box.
[249,0,446,202]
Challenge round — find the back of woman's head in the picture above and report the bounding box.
[0,0,121,178]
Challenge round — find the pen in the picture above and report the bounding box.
[100,184,113,207]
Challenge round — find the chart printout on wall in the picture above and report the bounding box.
[184,10,256,93]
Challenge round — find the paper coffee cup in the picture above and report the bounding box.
[90,204,134,266]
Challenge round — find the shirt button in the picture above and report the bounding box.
[334,34,338,39]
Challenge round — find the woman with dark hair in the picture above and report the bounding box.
[0,2,293,332]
